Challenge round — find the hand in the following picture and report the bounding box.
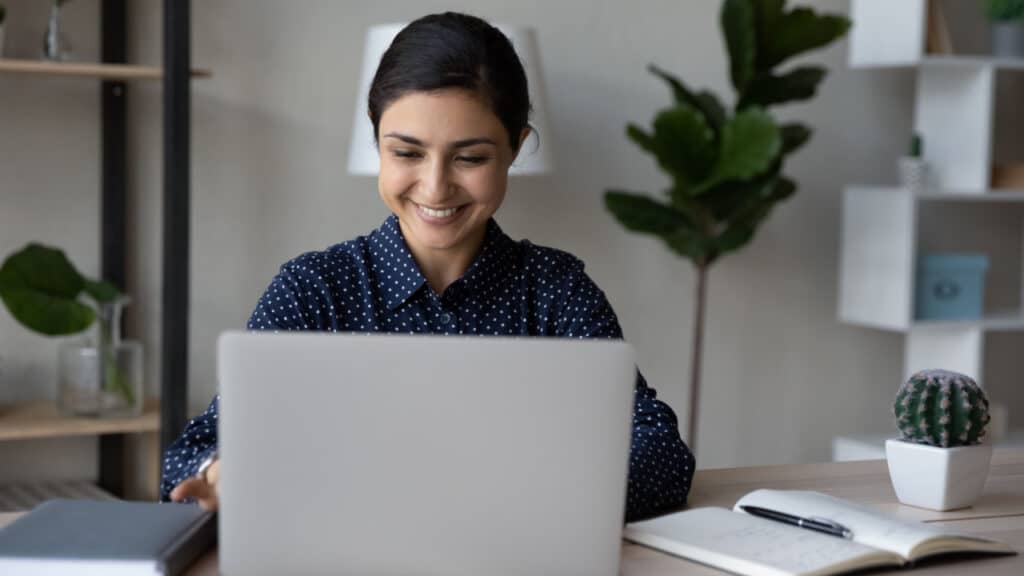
[169,459,220,512]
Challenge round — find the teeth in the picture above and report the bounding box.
[420,205,458,218]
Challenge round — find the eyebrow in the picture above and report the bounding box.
[382,132,497,149]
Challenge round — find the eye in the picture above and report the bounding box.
[392,149,422,160]
[456,155,489,165]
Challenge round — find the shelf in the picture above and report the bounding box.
[0,399,159,441]
[921,55,1024,72]
[916,190,1024,202]
[912,310,1024,332]
[0,59,211,81]
[854,186,1024,202]
[0,480,116,513]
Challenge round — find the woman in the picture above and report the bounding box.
[162,11,694,522]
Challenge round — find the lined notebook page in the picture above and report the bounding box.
[624,507,899,576]
[734,490,953,559]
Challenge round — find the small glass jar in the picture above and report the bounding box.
[57,298,143,418]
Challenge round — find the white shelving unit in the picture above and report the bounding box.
[836,1,1024,459]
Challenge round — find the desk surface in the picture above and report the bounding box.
[3,452,1023,574]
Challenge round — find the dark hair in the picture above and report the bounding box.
[368,12,532,149]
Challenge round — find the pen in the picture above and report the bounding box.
[739,505,854,539]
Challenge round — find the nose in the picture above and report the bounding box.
[420,156,454,204]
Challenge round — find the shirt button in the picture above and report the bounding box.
[439,312,452,324]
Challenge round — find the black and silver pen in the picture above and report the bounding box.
[739,505,854,539]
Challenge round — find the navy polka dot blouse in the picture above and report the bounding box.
[161,214,695,521]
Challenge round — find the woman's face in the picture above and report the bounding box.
[377,89,526,260]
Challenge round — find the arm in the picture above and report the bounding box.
[159,395,220,502]
[552,255,696,521]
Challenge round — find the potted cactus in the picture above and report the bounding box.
[886,369,992,511]
[898,133,927,192]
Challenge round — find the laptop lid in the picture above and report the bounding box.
[217,332,636,576]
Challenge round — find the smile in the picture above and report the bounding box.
[414,202,466,223]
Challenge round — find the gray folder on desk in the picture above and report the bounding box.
[0,498,215,575]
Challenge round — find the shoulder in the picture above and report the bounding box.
[274,235,373,286]
[517,239,586,282]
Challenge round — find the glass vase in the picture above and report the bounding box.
[58,297,143,418]
[41,0,73,61]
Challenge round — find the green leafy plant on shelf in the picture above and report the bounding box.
[0,244,135,406]
[604,0,850,451]
[987,0,1024,22]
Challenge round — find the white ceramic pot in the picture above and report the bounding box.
[885,439,992,511]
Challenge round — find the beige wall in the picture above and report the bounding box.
[1,0,1020,487]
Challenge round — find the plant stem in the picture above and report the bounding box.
[688,263,708,455]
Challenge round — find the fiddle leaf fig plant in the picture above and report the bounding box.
[604,0,850,451]
[0,243,135,405]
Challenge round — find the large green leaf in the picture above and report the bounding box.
[0,289,95,335]
[604,191,690,236]
[0,244,85,298]
[664,226,715,265]
[760,8,851,69]
[84,279,120,303]
[697,107,781,194]
[780,123,812,156]
[738,66,827,110]
[628,103,716,188]
[722,0,757,92]
[716,177,797,255]
[0,243,105,336]
[648,65,726,134]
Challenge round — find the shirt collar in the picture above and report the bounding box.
[370,214,515,310]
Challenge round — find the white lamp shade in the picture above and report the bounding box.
[347,23,553,176]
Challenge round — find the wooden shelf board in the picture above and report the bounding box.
[0,59,211,81]
[0,399,159,441]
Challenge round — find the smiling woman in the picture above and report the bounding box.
[161,11,696,522]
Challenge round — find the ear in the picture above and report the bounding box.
[512,126,533,161]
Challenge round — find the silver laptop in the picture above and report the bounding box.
[217,332,636,576]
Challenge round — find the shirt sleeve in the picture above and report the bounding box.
[554,255,696,521]
[159,395,220,502]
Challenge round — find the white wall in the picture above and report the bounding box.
[2,0,1019,484]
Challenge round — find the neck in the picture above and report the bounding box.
[401,221,488,295]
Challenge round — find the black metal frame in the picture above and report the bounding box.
[161,0,190,456]
[98,0,191,497]
[99,0,127,498]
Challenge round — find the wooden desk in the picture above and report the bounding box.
[2,453,1022,574]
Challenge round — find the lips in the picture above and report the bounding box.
[414,202,466,224]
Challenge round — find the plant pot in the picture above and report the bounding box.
[992,23,1024,58]
[898,157,928,192]
[885,439,992,511]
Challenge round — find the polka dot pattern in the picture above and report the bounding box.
[161,214,695,520]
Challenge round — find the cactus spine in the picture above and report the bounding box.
[893,369,990,448]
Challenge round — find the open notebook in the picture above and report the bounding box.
[623,490,1016,576]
